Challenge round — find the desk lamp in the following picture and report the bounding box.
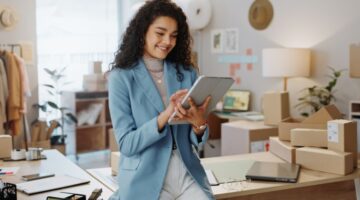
[262,48,311,91]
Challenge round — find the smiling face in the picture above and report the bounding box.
[143,16,178,59]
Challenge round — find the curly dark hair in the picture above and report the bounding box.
[111,0,194,79]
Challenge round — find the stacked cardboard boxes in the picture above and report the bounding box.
[270,105,357,175]
[83,61,107,91]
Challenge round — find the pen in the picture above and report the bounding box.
[0,172,13,175]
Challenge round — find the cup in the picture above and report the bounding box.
[26,148,43,160]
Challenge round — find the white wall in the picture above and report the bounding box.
[198,0,360,117]
[0,0,38,125]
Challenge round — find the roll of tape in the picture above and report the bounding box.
[11,149,26,160]
[174,0,212,30]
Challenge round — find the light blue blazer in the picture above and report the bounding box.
[108,59,214,200]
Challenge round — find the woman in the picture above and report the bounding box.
[108,0,214,199]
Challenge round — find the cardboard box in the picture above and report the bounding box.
[303,105,342,124]
[204,139,221,158]
[269,137,297,163]
[278,118,326,141]
[291,128,327,147]
[0,135,12,158]
[350,44,360,77]
[52,144,66,155]
[89,61,102,74]
[221,120,277,156]
[111,151,120,176]
[108,129,118,152]
[262,91,290,126]
[296,147,353,175]
[83,74,107,91]
[327,119,357,168]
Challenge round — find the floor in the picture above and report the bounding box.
[67,150,111,169]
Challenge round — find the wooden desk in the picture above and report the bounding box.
[0,150,113,199]
[88,152,360,200]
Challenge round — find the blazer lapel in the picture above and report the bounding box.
[133,60,164,113]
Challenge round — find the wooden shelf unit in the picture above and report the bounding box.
[349,100,360,120]
[62,91,112,156]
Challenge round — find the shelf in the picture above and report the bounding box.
[62,91,112,156]
[350,112,360,116]
[76,123,105,130]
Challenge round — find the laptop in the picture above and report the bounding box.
[245,161,300,183]
[222,90,250,113]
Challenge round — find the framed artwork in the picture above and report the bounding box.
[224,28,239,53]
[211,29,224,53]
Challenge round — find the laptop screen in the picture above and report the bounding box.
[222,90,250,112]
[245,161,300,183]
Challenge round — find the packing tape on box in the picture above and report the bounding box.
[11,149,26,160]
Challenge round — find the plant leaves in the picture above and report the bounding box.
[47,101,59,109]
[65,113,78,123]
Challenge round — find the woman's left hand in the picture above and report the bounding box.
[174,96,211,134]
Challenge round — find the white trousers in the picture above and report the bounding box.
[159,150,209,200]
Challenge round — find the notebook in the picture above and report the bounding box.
[16,175,90,195]
[203,160,255,184]
[245,161,300,183]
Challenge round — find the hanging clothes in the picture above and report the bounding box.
[14,53,31,113]
[3,50,24,135]
[0,55,8,134]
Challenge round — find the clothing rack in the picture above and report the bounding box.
[0,43,28,150]
[0,43,23,57]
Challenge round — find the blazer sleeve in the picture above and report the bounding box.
[188,68,209,147]
[108,70,169,157]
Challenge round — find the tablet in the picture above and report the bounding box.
[168,75,234,125]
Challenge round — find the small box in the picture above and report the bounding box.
[89,61,102,74]
[302,104,342,124]
[108,129,118,152]
[278,118,326,141]
[269,137,297,163]
[327,119,357,168]
[296,147,353,175]
[262,91,290,126]
[0,135,12,158]
[350,44,360,78]
[83,74,107,91]
[221,120,277,156]
[291,128,327,148]
[111,152,120,176]
[204,139,221,158]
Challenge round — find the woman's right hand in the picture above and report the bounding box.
[157,89,188,131]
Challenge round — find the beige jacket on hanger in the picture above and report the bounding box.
[5,51,23,135]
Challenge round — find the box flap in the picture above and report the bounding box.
[302,105,342,124]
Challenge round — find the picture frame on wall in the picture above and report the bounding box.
[211,29,224,54]
[224,28,239,53]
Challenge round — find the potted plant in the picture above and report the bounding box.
[295,66,346,117]
[33,67,77,146]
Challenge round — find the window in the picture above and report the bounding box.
[36,0,118,118]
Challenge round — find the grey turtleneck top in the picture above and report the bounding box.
[143,56,167,107]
